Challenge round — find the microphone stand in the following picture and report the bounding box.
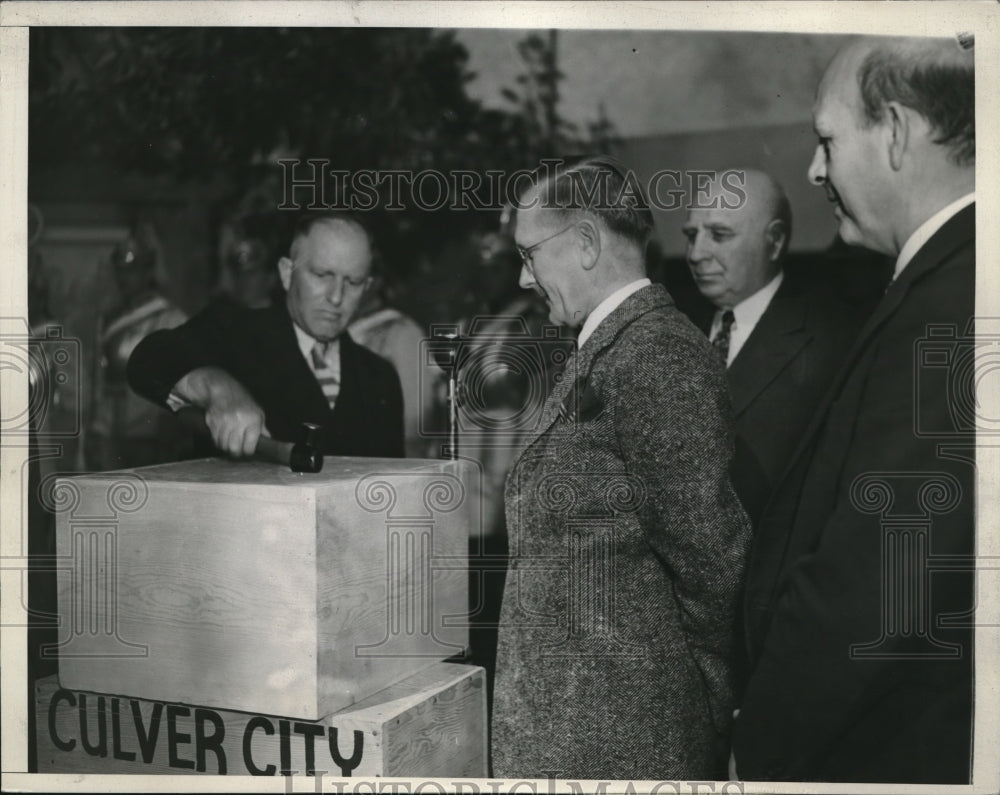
[429,327,463,461]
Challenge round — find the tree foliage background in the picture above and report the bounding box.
[30,27,613,318]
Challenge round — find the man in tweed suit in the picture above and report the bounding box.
[491,156,752,780]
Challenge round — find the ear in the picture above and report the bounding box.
[884,101,909,172]
[764,219,788,263]
[576,219,602,271]
[278,256,294,291]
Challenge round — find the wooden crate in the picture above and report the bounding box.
[36,663,486,777]
[53,457,474,719]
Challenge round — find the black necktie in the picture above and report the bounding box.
[713,310,735,365]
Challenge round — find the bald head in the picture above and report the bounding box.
[809,36,974,255]
[279,214,374,342]
[824,36,974,166]
[738,170,791,254]
[288,214,372,262]
[682,169,791,309]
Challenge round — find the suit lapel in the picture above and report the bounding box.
[727,279,810,419]
[749,204,976,635]
[514,284,673,458]
[817,204,974,426]
[266,302,335,417]
[331,332,360,422]
[516,347,579,456]
[770,203,976,497]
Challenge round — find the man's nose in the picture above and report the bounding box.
[688,235,710,264]
[807,144,827,186]
[326,276,345,305]
[518,263,535,290]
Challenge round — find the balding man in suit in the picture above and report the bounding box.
[733,36,975,783]
[129,213,404,459]
[683,170,868,527]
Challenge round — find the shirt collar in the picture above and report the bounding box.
[894,192,975,281]
[729,270,783,330]
[578,278,651,348]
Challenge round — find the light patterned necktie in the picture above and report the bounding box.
[712,309,735,366]
[310,341,340,408]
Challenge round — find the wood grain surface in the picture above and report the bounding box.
[36,663,486,777]
[54,458,475,720]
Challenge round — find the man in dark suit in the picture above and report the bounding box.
[683,170,868,527]
[491,156,751,780]
[128,213,404,459]
[733,37,975,783]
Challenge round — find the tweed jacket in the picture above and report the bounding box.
[734,204,975,783]
[492,284,752,780]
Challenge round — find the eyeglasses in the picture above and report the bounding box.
[516,224,576,270]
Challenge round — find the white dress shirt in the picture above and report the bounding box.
[293,323,341,383]
[578,278,651,348]
[893,192,975,281]
[709,271,784,368]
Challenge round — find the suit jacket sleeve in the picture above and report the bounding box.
[612,331,752,734]
[733,273,974,779]
[127,302,240,408]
